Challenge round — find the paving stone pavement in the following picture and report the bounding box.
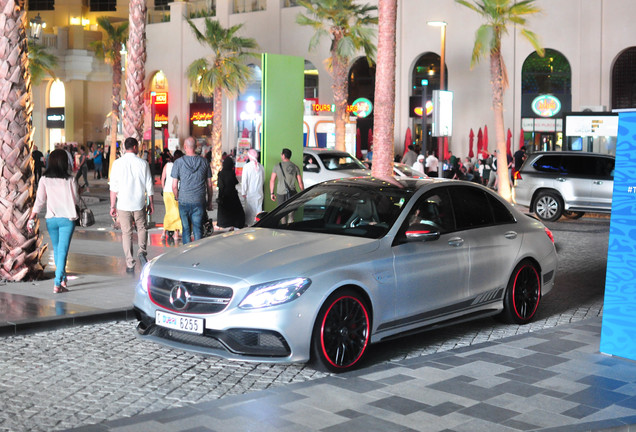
[0,190,615,431]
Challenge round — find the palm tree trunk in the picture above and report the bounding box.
[124,0,147,142]
[0,0,47,281]
[108,57,121,178]
[331,35,348,153]
[490,48,512,201]
[210,87,223,182]
[371,0,397,178]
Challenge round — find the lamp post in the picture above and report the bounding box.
[29,13,45,40]
[421,79,428,153]
[428,21,446,177]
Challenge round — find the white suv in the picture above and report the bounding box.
[514,152,615,221]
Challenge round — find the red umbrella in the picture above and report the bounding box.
[368,129,374,153]
[443,136,450,160]
[468,129,475,158]
[519,128,525,150]
[356,128,362,159]
[483,125,489,153]
[506,128,512,156]
[477,128,483,156]
[404,127,412,156]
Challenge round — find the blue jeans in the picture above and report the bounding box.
[178,202,205,244]
[46,217,76,286]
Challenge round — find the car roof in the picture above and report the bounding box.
[317,175,457,191]
[303,148,353,156]
[528,151,615,159]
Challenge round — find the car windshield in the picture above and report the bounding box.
[318,153,367,171]
[256,183,413,239]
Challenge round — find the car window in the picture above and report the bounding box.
[405,188,454,234]
[303,154,320,171]
[594,157,615,179]
[564,156,597,176]
[449,186,494,229]
[257,183,412,239]
[533,155,565,173]
[487,193,516,224]
[318,154,367,171]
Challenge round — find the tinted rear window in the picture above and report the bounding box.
[532,155,564,173]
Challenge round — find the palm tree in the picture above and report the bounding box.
[123,0,146,142]
[28,41,58,85]
[371,0,396,178]
[0,5,47,281]
[90,17,128,177]
[186,18,259,180]
[297,0,377,153]
[456,0,543,202]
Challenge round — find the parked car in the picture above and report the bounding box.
[302,148,370,187]
[393,162,428,179]
[133,178,557,372]
[514,151,615,222]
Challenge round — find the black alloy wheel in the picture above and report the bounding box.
[311,289,370,373]
[499,260,541,325]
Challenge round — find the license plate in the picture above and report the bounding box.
[155,311,204,335]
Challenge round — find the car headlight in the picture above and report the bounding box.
[138,255,163,294]
[239,277,312,309]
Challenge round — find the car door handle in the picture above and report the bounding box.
[504,231,518,240]
[593,181,603,185]
[556,177,566,182]
[448,237,464,247]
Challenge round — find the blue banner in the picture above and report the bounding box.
[600,110,636,360]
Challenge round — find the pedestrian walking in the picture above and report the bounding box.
[241,148,264,225]
[109,137,154,273]
[269,148,304,204]
[28,149,80,293]
[93,145,103,180]
[171,136,213,244]
[425,152,439,177]
[217,157,245,230]
[74,146,89,191]
[401,144,418,166]
[161,149,183,242]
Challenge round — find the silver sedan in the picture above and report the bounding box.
[133,177,557,372]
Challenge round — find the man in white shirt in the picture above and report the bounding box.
[412,154,426,174]
[241,149,265,225]
[109,137,154,273]
[425,152,439,177]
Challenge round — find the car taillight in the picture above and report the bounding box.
[544,227,555,243]
[514,171,523,181]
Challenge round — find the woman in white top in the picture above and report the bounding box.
[28,149,80,293]
[160,149,183,241]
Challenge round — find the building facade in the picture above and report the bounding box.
[31,0,636,160]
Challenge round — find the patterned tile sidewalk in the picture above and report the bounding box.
[67,317,636,432]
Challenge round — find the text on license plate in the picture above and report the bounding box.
[156,311,204,334]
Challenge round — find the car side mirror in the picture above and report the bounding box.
[304,163,319,173]
[254,211,268,223]
[405,223,441,242]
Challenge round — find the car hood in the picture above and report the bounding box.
[153,228,379,283]
[335,168,371,177]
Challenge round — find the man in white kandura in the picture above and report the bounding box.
[241,149,265,226]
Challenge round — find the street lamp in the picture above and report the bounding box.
[428,20,446,177]
[29,13,45,40]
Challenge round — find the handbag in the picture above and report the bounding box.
[78,197,95,227]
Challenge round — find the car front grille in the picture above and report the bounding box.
[149,276,233,314]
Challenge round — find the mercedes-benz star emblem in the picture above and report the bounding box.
[169,284,191,310]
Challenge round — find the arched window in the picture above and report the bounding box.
[304,60,319,99]
[521,48,571,116]
[348,57,376,156]
[411,53,445,152]
[612,47,636,109]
